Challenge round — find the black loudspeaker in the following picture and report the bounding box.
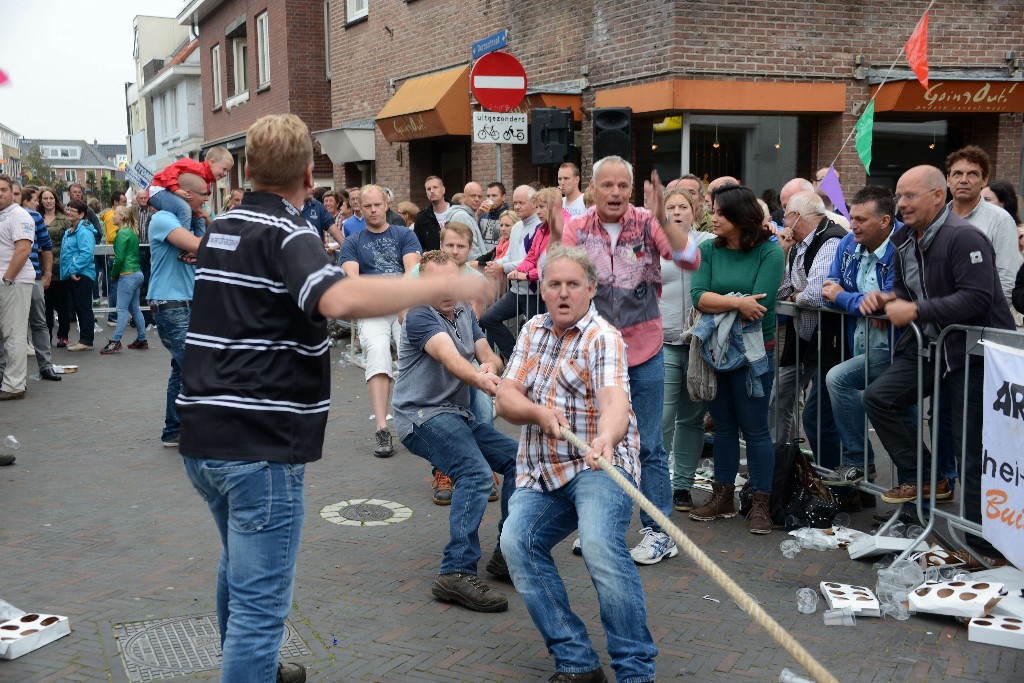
[531,108,572,165]
[592,107,632,164]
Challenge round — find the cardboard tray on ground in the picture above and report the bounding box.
[847,534,929,560]
[0,613,71,660]
[908,580,1004,619]
[819,582,881,617]
[973,566,1024,619]
[968,615,1024,650]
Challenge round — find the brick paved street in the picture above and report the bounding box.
[0,332,1021,682]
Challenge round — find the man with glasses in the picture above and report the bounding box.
[147,172,209,447]
[769,191,846,468]
[861,165,1013,566]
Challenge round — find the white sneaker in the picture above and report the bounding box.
[629,527,679,565]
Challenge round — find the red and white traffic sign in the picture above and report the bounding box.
[471,51,527,112]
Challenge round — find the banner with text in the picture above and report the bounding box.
[982,341,1024,569]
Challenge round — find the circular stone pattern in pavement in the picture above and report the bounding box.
[320,498,413,526]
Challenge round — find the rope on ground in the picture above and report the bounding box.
[559,426,839,683]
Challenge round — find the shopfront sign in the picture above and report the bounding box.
[873,80,1024,113]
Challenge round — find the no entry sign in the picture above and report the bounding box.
[471,51,527,112]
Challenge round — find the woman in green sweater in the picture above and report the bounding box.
[100,207,148,354]
[688,184,785,534]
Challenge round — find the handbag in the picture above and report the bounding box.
[782,448,838,530]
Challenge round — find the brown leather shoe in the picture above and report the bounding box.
[0,390,26,401]
[689,483,737,521]
[747,491,772,534]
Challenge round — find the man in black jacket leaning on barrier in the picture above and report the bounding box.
[861,164,1013,565]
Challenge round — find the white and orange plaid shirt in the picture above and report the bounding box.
[503,304,640,491]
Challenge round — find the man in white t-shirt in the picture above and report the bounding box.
[0,174,38,400]
[559,162,586,216]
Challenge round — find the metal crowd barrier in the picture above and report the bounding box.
[91,244,152,316]
[773,299,1024,563]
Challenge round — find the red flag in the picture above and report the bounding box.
[0,69,9,86]
[905,11,929,89]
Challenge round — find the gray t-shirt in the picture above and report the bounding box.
[392,303,485,440]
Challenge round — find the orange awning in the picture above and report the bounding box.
[596,79,847,114]
[871,80,1024,113]
[376,66,471,142]
[482,93,583,122]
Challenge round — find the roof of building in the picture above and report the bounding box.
[19,139,117,170]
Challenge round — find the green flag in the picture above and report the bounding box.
[855,100,875,175]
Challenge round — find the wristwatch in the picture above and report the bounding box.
[2,278,12,286]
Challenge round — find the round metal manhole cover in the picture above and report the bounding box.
[320,498,412,526]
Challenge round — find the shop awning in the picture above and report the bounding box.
[313,122,376,164]
[596,79,846,114]
[870,79,1024,113]
[376,66,471,142]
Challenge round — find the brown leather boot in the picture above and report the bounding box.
[747,491,772,534]
[689,483,737,521]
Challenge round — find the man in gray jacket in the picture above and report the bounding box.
[945,145,1020,313]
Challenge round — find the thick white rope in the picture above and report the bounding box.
[560,426,838,683]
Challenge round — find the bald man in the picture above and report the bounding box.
[861,165,1012,564]
[445,182,486,261]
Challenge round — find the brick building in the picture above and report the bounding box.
[320,0,1023,207]
[177,0,333,209]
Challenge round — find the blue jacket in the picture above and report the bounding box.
[28,209,52,280]
[824,230,896,355]
[59,219,98,281]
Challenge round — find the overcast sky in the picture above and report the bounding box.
[0,0,186,145]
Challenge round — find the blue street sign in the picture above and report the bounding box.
[472,29,508,60]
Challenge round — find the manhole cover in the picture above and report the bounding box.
[341,503,392,521]
[113,614,309,681]
[320,498,412,526]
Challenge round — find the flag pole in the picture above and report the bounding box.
[829,0,937,168]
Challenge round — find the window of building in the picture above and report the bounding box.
[211,44,222,108]
[164,88,179,138]
[233,38,249,96]
[64,169,77,182]
[41,146,81,160]
[347,0,367,22]
[323,1,331,78]
[256,12,270,88]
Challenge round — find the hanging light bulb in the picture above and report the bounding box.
[712,123,720,149]
[928,128,936,150]
[775,117,782,149]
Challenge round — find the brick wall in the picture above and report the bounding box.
[197,0,332,175]
[322,1,1023,196]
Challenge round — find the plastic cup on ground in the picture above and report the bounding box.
[823,606,856,626]
[796,588,818,614]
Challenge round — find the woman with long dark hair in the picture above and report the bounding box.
[688,184,784,534]
[38,187,72,346]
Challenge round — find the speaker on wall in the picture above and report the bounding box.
[531,108,572,166]
[592,107,632,164]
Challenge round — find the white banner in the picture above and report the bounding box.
[982,341,1024,569]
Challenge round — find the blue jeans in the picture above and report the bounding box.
[709,358,775,491]
[401,412,517,574]
[630,349,670,532]
[479,290,544,359]
[662,344,705,491]
[801,370,843,470]
[153,305,190,441]
[501,468,657,682]
[111,272,146,343]
[183,457,305,683]
[149,190,206,235]
[825,350,891,467]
